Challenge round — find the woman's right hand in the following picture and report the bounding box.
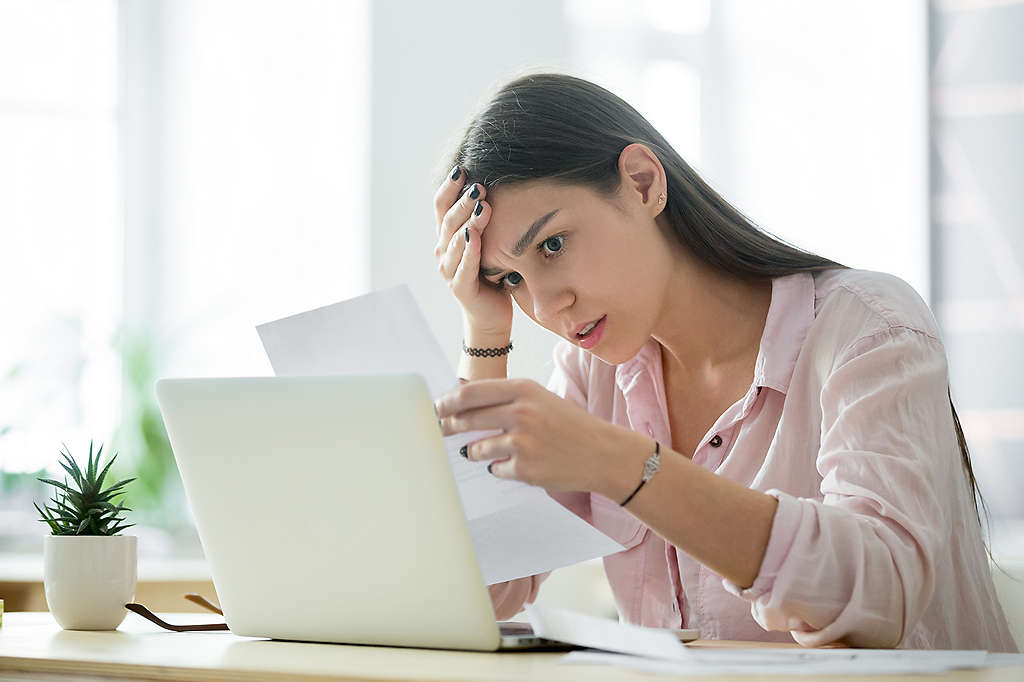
[433,166,513,337]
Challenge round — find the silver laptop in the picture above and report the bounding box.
[155,374,571,651]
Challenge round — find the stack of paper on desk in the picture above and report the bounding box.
[256,285,624,585]
[561,648,1000,676]
[524,605,1017,676]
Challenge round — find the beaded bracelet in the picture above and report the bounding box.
[462,340,513,357]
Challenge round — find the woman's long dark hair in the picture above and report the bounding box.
[446,72,986,529]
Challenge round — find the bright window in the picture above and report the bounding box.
[1,0,370,559]
[0,1,121,476]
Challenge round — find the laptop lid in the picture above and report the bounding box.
[155,375,502,651]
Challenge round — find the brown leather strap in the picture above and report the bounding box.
[125,603,229,632]
[183,592,224,616]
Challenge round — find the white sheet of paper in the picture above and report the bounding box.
[561,647,992,676]
[255,285,623,584]
[525,605,997,675]
[985,653,1024,668]
[525,604,691,661]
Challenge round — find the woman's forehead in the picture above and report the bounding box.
[487,182,594,237]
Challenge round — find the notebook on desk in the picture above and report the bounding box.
[156,374,580,651]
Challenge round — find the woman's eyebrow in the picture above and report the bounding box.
[512,209,560,256]
[480,209,561,277]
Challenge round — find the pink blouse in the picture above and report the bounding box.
[488,268,1017,652]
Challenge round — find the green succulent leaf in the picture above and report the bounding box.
[93,453,119,493]
[43,505,78,522]
[104,478,137,493]
[58,444,85,483]
[37,478,75,494]
[33,502,63,533]
[35,442,135,536]
[51,498,77,516]
[87,441,100,483]
[57,460,81,487]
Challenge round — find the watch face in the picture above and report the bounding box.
[642,453,659,480]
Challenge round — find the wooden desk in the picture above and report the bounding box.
[1,612,1021,682]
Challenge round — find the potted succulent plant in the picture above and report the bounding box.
[34,441,138,630]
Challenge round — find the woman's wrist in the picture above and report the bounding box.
[592,425,656,502]
[458,324,512,381]
[462,323,512,351]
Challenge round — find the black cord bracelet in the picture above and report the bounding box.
[462,340,513,357]
[619,441,660,507]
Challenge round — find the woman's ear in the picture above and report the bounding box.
[617,143,668,217]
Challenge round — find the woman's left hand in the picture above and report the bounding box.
[435,378,634,495]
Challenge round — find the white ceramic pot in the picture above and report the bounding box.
[43,535,137,630]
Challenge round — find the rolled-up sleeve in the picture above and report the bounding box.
[488,571,551,620]
[723,326,954,648]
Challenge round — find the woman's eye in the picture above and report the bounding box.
[541,235,564,254]
[494,236,565,290]
[502,272,523,288]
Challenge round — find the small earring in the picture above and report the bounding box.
[657,192,666,204]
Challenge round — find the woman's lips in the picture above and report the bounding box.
[577,315,606,350]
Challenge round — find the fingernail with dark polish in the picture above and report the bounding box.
[464,227,469,243]
[450,166,461,181]
[469,183,480,200]
[460,445,468,458]
[474,200,483,216]
[487,462,494,474]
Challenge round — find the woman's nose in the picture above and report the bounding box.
[531,286,574,326]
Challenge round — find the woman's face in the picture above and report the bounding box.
[479,180,678,365]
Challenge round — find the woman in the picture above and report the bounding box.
[431,73,1016,651]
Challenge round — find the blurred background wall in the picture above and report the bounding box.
[930,0,1024,540]
[1,0,1021,571]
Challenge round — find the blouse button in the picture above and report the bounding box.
[709,434,723,447]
